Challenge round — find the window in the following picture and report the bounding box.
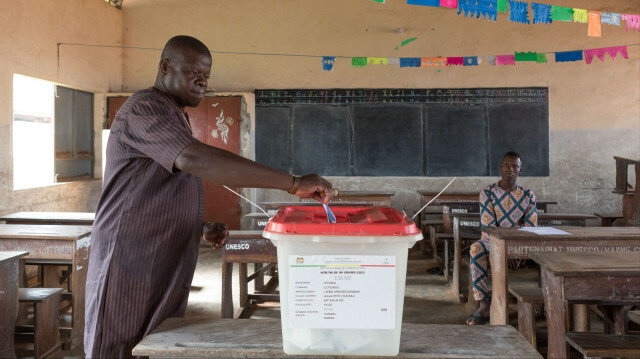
[13,74,94,190]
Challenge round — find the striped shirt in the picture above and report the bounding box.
[479,182,538,240]
[85,87,204,358]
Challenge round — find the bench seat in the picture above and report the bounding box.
[17,287,63,359]
[564,333,640,358]
[508,286,544,349]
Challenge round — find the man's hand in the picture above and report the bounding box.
[202,222,229,249]
[294,174,334,204]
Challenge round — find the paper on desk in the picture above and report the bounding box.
[519,227,572,235]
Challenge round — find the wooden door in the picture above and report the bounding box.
[188,97,242,229]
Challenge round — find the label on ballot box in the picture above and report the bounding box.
[289,255,395,329]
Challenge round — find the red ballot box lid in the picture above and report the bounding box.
[263,206,421,236]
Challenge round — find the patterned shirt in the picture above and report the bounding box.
[480,182,538,240]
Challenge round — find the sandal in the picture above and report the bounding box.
[466,311,489,325]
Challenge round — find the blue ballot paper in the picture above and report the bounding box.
[323,204,337,223]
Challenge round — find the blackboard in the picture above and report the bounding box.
[425,105,487,176]
[255,88,549,177]
[291,106,351,175]
[255,107,290,172]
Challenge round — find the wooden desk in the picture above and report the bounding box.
[0,212,95,226]
[417,190,556,214]
[0,224,92,348]
[445,212,599,303]
[133,317,542,358]
[0,250,28,359]
[259,201,376,217]
[485,227,640,327]
[530,251,640,359]
[594,212,624,227]
[221,230,277,319]
[301,190,394,207]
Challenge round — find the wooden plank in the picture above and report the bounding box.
[508,287,544,304]
[133,318,542,358]
[0,212,94,225]
[564,333,640,358]
[0,251,29,358]
[18,288,63,302]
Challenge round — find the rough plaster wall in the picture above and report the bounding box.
[117,0,639,217]
[0,1,122,216]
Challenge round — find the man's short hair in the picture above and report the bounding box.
[161,35,211,59]
[502,151,521,161]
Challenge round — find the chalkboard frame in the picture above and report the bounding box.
[255,88,549,177]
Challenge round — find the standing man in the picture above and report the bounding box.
[84,35,334,357]
[466,151,537,325]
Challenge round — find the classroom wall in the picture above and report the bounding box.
[2,0,637,220]
[119,0,639,216]
[0,0,122,215]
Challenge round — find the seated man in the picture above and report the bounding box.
[466,151,538,325]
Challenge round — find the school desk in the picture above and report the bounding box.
[0,250,28,359]
[0,224,91,348]
[221,230,277,319]
[442,212,596,303]
[530,251,640,359]
[300,190,395,207]
[132,317,542,358]
[484,226,640,327]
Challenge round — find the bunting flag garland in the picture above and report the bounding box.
[497,0,508,13]
[555,50,583,62]
[515,51,538,61]
[322,44,630,71]
[400,58,421,67]
[550,6,573,21]
[588,11,602,37]
[496,54,516,65]
[532,3,552,24]
[351,57,367,67]
[509,1,530,24]
[322,57,336,71]
[623,14,640,31]
[368,57,388,65]
[407,0,440,6]
[386,0,639,38]
[573,9,588,23]
[421,57,447,67]
[601,12,622,25]
[446,57,465,65]
[464,56,479,66]
[536,53,547,63]
[458,0,498,21]
[584,46,628,64]
[440,0,458,9]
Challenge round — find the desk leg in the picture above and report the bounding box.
[0,258,19,359]
[452,218,462,302]
[239,263,248,311]
[601,305,627,335]
[541,267,568,359]
[489,237,508,325]
[221,261,234,318]
[572,304,589,332]
[254,263,264,290]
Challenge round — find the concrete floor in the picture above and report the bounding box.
[18,243,593,358]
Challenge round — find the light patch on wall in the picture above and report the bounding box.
[13,74,55,190]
